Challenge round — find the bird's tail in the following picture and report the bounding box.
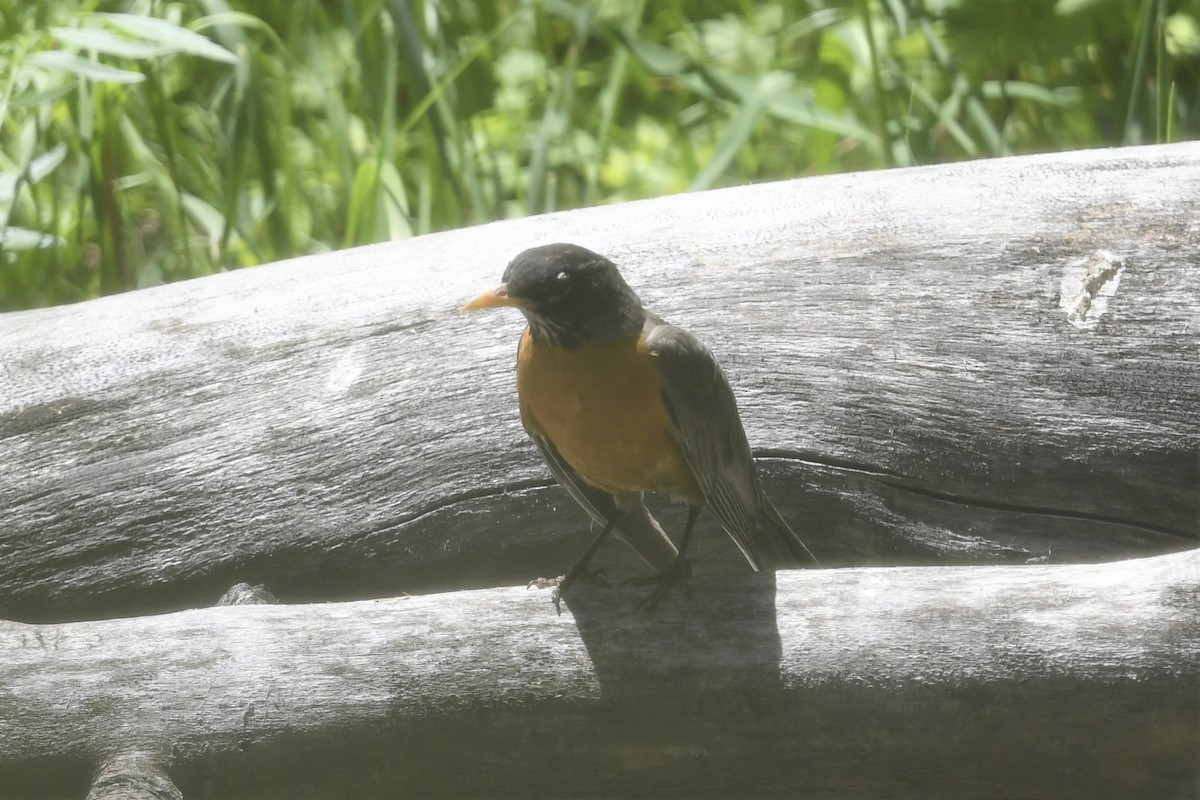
[748,497,820,570]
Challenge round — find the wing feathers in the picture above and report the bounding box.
[647,315,815,569]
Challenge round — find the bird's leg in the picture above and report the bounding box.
[547,509,628,614]
[630,505,701,612]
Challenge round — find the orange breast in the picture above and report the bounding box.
[517,328,700,499]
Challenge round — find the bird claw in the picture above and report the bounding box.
[529,566,610,615]
[526,576,564,590]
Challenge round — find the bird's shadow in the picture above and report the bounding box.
[560,571,786,712]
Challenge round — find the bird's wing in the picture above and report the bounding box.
[645,314,815,569]
[528,429,619,526]
[528,429,678,573]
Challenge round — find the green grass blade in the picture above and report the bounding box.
[690,71,790,191]
[1122,0,1157,143]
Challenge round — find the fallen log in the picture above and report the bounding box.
[2,143,1197,623]
[1,549,1196,799]
[2,143,1199,799]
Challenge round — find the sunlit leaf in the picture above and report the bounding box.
[0,228,64,250]
[614,30,691,75]
[7,81,78,109]
[1166,12,1200,57]
[51,27,170,59]
[1054,0,1109,14]
[96,13,239,64]
[25,51,145,83]
[0,144,69,202]
[181,193,227,238]
[981,80,1082,107]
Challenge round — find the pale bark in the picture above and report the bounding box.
[1,143,1198,798]
[2,143,1197,623]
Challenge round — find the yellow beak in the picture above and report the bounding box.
[461,283,533,313]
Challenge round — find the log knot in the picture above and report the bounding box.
[1060,249,1125,328]
[216,583,279,606]
[88,750,181,800]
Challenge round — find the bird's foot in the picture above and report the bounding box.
[528,565,609,615]
[526,576,563,590]
[625,557,692,612]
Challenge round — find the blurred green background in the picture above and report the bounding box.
[1,0,1196,311]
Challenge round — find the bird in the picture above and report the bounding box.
[462,243,817,610]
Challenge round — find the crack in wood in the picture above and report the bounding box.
[369,477,556,531]
[754,449,1196,543]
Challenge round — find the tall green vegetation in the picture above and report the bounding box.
[1,0,1196,310]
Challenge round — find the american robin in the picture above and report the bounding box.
[463,243,817,609]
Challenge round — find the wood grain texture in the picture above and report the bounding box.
[1,550,1196,799]
[1,143,1198,623]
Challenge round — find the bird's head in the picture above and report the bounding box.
[462,243,646,348]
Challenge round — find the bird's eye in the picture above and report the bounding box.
[555,271,569,281]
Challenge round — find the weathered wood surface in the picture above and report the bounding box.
[2,143,1199,623]
[2,550,1196,800]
